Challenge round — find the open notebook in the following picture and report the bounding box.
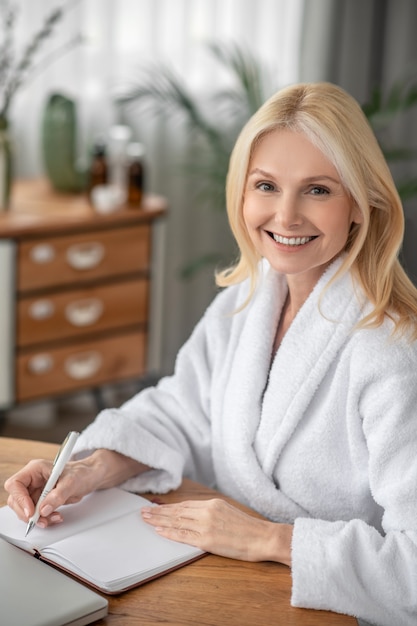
[0,487,204,594]
[0,538,108,626]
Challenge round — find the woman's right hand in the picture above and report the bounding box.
[4,449,149,528]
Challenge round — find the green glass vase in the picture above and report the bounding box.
[0,116,13,211]
[41,93,86,192]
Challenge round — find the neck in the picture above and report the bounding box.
[273,294,293,352]
[273,273,320,352]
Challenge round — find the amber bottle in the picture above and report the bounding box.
[127,142,145,207]
[88,140,108,199]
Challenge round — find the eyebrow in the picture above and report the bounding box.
[247,168,341,185]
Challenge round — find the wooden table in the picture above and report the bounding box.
[0,438,356,625]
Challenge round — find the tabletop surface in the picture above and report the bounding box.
[0,437,356,625]
[0,178,167,238]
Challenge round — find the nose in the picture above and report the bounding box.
[274,192,302,230]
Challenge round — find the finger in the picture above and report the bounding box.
[154,524,201,547]
[4,458,94,528]
[145,510,202,546]
[31,474,86,528]
[140,499,226,531]
[37,472,84,517]
[142,499,209,520]
[141,505,196,529]
[4,460,55,517]
[141,508,205,548]
[8,459,54,489]
[6,493,34,522]
[36,511,64,529]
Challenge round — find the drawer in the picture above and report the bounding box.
[16,330,146,402]
[17,278,149,347]
[18,224,151,292]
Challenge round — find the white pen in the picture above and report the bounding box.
[25,431,80,537]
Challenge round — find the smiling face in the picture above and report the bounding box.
[243,128,362,294]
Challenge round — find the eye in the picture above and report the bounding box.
[309,185,329,196]
[256,181,276,192]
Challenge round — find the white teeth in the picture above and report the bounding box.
[272,234,314,246]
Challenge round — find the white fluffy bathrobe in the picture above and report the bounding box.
[74,258,417,626]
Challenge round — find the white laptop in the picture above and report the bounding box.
[0,538,108,626]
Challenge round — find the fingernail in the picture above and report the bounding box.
[24,507,30,519]
[37,520,47,528]
[50,514,63,524]
[41,505,53,517]
[141,508,152,519]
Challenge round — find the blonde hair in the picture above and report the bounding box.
[216,81,417,338]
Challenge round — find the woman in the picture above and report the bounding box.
[5,82,417,626]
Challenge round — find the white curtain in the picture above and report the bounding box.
[8,0,304,373]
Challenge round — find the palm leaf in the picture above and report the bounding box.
[396,178,417,201]
[208,41,266,114]
[364,74,417,130]
[118,64,225,156]
[116,41,268,219]
[363,73,417,204]
[115,41,271,277]
[380,146,417,162]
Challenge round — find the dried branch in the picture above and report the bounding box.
[0,1,82,118]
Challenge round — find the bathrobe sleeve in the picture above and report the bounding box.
[291,331,417,626]
[72,281,245,494]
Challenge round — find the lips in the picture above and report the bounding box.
[268,232,317,246]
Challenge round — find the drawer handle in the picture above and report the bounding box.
[27,353,54,375]
[30,243,56,264]
[66,242,105,270]
[65,298,104,327]
[64,351,102,380]
[29,299,55,320]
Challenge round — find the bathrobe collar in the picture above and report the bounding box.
[215,256,366,521]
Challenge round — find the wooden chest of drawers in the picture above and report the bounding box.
[0,179,166,408]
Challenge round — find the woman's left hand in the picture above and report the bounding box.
[141,498,293,566]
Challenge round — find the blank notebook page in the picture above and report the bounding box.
[46,508,202,585]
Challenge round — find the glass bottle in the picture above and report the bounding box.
[108,125,131,204]
[88,139,108,200]
[127,142,145,207]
